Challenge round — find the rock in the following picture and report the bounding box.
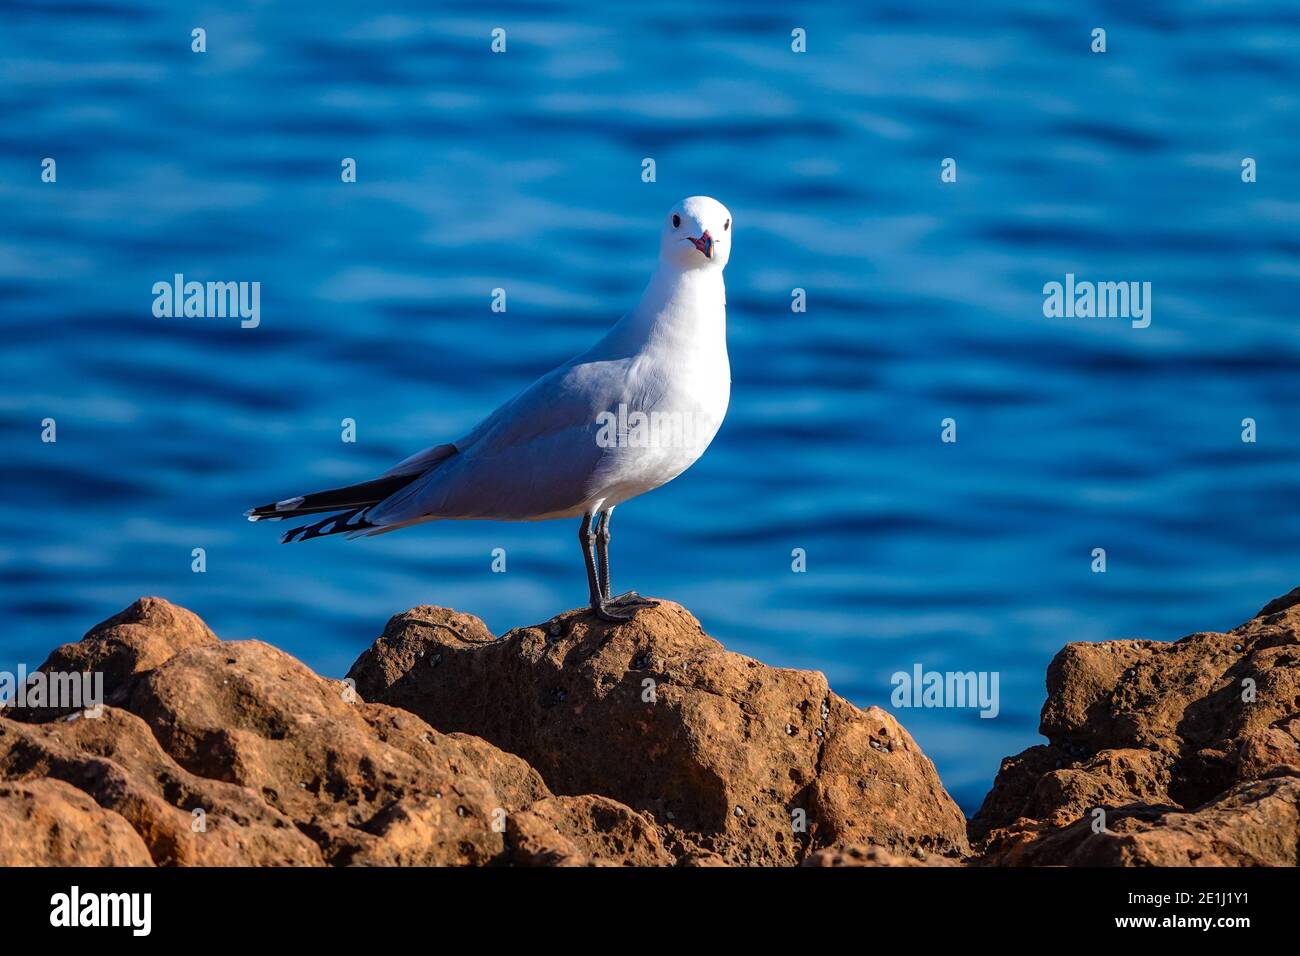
[801,844,958,867]
[1090,777,1299,867]
[1236,716,1300,783]
[0,778,154,866]
[348,600,969,864]
[15,587,1293,868]
[504,795,673,867]
[122,639,526,865]
[0,708,323,866]
[977,777,1299,867]
[1255,587,1300,618]
[973,590,1300,865]
[5,597,217,722]
[0,598,651,867]
[677,849,730,867]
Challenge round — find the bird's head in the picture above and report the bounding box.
[659,196,733,271]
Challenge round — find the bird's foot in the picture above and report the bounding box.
[592,602,634,623]
[590,592,657,622]
[605,591,658,610]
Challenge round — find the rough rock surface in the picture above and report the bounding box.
[348,600,969,864]
[6,589,1298,866]
[0,778,155,866]
[971,591,1300,866]
[504,795,673,866]
[0,599,653,866]
[801,844,959,867]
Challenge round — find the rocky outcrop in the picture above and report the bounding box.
[0,596,965,866]
[4,588,1297,867]
[0,599,659,866]
[347,601,969,864]
[970,591,1300,866]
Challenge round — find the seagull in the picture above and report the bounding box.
[247,196,733,621]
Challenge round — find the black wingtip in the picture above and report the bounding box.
[280,507,375,543]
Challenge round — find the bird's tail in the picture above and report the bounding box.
[278,507,376,543]
[246,473,422,543]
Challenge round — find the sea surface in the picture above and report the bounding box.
[3,1,1299,813]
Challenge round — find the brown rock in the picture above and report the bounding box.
[1017,748,1172,833]
[802,844,958,867]
[973,590,1300,865]
[966,744,1062,844]
[0,708,322,866]
[1084,777,1299,866]
[1255,587,1300,618]
[0,597,652,867]
[1235,716,1300,783]
[980,777,1299,867]
[348,600,969,864]
[677,849,730,866]
[5,597,217,722]
[31,588,1296,869]
[120,638,536,865]
[0,778,154,866]
[505,795,673,866]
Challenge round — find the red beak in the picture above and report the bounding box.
[690,231,714,258]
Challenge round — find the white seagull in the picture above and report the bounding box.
[248,196,733,621]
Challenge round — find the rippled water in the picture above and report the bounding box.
[3,1,1299,812]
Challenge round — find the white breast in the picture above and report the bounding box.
[585,306,730,511]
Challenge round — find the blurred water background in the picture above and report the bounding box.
[3,0,1299,812]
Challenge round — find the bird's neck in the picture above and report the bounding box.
[628,264,727,354]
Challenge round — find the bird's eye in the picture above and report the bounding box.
[724,218,731,231]
[672,214,680,228]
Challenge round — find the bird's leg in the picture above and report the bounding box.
[579,513,604,610]
[594,507,657,612]
[581,513,632,621]
[595,509,612,600]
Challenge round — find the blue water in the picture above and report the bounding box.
[3,1,1299,814]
